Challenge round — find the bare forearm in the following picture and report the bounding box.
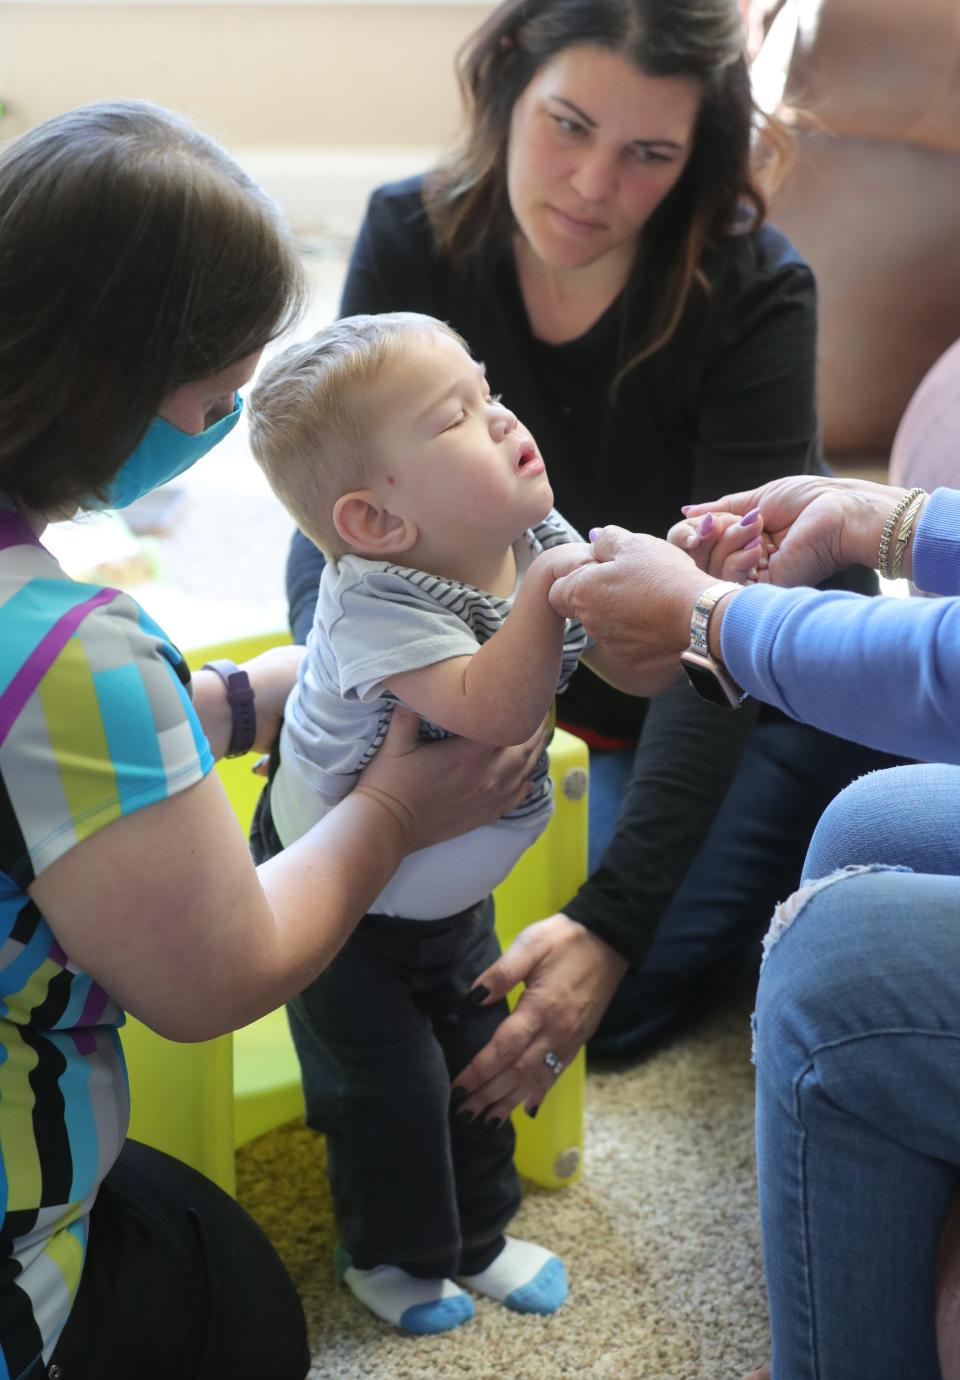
[190,669,234,759]
[191,646,303,760]
[34,710,542,1044]
[32,776,415,1044]
[461,584,566,742]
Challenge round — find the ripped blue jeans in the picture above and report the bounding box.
[753,763,960,1380]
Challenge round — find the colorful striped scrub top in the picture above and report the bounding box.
[0,505,213,1379]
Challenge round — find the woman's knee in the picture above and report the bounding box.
[803,763,960,881]
[755,866,960,1082]
[67,1142,310,1379]
[754,865,911,1075]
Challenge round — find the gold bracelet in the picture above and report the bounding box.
[890,491,927,581]
[878,487,925,580]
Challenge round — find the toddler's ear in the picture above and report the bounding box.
[333,490,417,557]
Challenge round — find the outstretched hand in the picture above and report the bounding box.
[451,914,630,1121]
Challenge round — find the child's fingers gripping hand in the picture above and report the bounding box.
[667,511,743,569]
[542,541,596,582]
[711,507,771,584]
[668,512,714,560]
[668,507,769,583]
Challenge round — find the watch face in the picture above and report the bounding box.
[680,650,744,709]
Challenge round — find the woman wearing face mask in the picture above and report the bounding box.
[0,101,546,1380]
[285,0,897,1120]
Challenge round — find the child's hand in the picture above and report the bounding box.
[666,508,772,584]
[527,542,596,590]
[546,541,596,579]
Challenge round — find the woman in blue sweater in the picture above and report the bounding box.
[466,472,960,1379]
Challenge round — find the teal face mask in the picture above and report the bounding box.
[95,395,243,509]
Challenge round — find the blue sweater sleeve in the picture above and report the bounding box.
[719,488,960,764]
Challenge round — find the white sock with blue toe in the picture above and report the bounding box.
[457,1236,568,1314]
[334,1245,475,1335]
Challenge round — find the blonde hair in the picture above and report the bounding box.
[248,312,468,558]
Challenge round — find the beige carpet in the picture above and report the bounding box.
[236,992,770,1380]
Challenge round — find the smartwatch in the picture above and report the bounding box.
[680,581,748,710]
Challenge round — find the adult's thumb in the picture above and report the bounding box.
[589,524,633,562]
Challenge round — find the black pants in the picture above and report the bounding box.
[252,789,520,1279]
[40,1140,309,1380]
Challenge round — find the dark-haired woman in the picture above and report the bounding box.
[0,101,545,1380]
[286,0,896,1119]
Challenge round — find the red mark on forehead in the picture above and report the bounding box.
[386,474,396,485]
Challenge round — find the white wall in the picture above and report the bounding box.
[0,2,492,228]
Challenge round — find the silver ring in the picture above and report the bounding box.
[543,1050,564,1076]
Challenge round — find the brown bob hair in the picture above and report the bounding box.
[0,101,306,515]
[425,0,790,378]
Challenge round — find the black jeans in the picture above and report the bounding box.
[252,788,520,1279]
[41,1140,309,1380]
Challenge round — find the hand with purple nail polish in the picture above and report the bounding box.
[666,506,772,584]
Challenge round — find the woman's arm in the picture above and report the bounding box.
[565,677,759,952]
[913,488,960,595]
[29,709,548,1043]
[717,582,960,764]
[550,519,960,765]
[191,645,304,759]
[558,243,870,929]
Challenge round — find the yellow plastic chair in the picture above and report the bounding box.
[123,632,588,1194]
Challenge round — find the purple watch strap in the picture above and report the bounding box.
[201,659,257,758]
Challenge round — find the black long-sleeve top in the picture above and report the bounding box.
[287,176,871,965]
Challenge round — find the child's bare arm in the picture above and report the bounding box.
[384,544,593,745]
